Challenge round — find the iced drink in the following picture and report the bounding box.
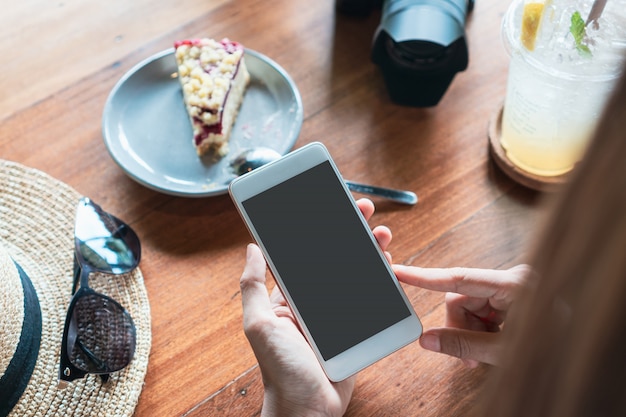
[501,0,626,177]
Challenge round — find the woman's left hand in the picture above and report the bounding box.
[240,199,392,417]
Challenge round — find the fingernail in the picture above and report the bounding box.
[462,359,480,369]
[420,333,441,352]
[246,243,255,260]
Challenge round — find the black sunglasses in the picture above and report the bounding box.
[58,197,141,388]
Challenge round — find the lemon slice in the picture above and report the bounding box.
[521,1,546,51]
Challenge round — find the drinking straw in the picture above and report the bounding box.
[586,0,607,28]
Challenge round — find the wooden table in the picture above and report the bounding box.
[1,0,545,415]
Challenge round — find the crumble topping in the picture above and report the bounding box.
[174,38,245,130]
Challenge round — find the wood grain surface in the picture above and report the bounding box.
[0,0,547,415]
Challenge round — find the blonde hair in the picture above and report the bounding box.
[478,63,626,416]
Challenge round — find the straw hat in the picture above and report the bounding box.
[0,159,151,417]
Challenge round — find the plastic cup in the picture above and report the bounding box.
[500,0,624,177]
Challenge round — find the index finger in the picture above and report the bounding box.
[356,198,375,221]
[393,264,529,304]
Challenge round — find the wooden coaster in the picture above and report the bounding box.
[488,105,569,192]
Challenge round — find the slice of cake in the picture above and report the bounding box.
[174,38,250,157]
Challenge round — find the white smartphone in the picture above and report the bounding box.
[229,142,422,381]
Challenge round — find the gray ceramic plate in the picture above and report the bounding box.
[102,48,303,197]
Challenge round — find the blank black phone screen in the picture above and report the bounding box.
[242,161,411,360]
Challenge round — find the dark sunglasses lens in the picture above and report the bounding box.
[75,198,141,274]
[67,293,136,374]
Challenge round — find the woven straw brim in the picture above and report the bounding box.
[0,244,25,377]
[0,159,151,417]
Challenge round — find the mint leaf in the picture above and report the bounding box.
[570,11,592,57]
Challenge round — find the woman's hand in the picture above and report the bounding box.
[240,199,391,417]
[393,264,530,368]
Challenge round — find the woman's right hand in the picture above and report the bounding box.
[393,264,530,367]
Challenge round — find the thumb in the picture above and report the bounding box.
[419,328,502,367]
[240,244,273,326]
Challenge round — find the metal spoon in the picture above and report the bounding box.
[230,147,418,205]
